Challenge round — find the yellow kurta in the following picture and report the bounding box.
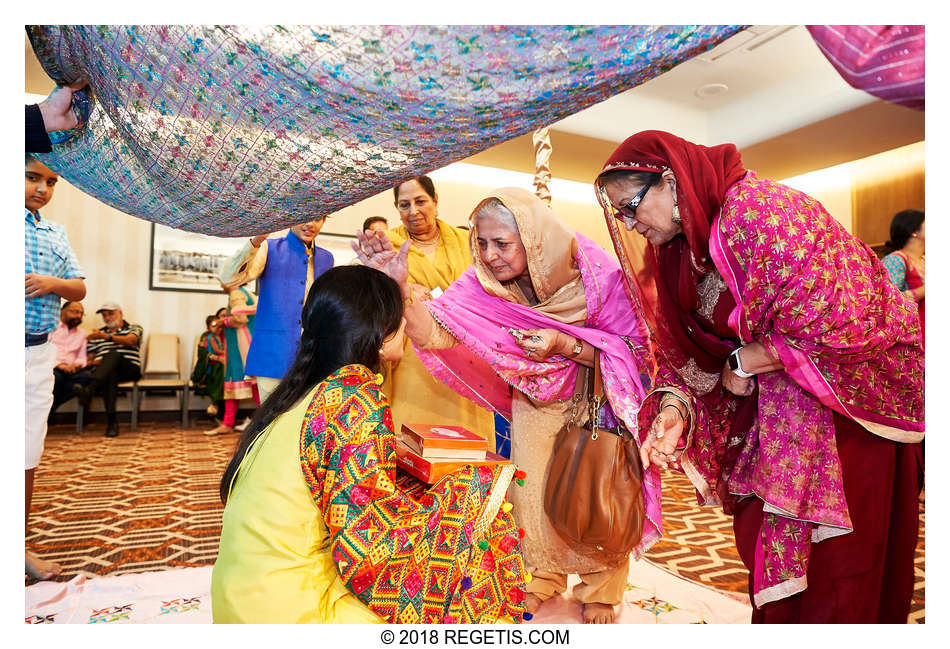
[210,382,381,624]
[383,220,495,449]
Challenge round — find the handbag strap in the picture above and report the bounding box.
[589,349,602,428]
[568,355,592,427]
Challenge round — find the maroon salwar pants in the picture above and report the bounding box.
[734,412,923,623]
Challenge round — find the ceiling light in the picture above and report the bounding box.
[695,83,729,98]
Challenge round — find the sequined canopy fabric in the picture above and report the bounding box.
[27,25,742,236]
[806,25,925,111]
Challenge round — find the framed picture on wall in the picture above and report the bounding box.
[318,233,360,266]
[149,223,258,294]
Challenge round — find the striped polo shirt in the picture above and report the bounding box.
[87,322,144,369]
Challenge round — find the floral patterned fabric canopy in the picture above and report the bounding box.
[28,25,742,236]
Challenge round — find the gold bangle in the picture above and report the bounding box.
[660,392,689,420]
[660,392,687,408]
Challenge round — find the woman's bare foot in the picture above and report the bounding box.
[582,602,616,624]
[203,424,234,436]
[524,593,543,614]
[25,550,61,580]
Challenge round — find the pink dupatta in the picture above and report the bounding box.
[415,231,662,557]
[707,172,924,604]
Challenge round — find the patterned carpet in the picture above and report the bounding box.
[27,422,924,622]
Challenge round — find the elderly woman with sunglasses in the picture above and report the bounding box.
[594,130,924,624]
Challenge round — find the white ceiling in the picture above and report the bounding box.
[554,25,878,147]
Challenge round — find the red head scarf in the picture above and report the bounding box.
[595,130,747,385]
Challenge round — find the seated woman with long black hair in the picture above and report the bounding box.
[211,265,528,624]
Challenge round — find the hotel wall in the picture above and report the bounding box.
[41,180,234,415]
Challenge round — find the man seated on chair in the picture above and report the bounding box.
[49,300,93,414]
[74,301,144,438]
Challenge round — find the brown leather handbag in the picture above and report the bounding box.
[543,350,645,563]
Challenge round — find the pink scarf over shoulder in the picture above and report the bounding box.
[707,172,924,605]
[416,233,662,556]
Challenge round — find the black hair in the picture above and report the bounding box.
[885,209,925,251]
[206,315,217,328]
[219,265,404,504]
[393,175,437,204]
[598,169,663,189]
[362,216,388,231]
[215,307,227,319]
[61,301,79,311]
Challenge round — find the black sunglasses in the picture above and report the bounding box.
[613,183,651,222]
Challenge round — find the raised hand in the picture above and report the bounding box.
[352,230,411,287]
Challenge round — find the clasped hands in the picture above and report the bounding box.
[507,328,572,361]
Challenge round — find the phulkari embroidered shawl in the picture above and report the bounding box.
[414,188,662,558]
[596,131,924,606]
[299,365,530,623]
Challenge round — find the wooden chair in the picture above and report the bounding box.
[131,333,187,429]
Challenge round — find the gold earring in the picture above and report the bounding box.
[672,202,682,224]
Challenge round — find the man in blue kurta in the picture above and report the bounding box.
[219,219,333,401]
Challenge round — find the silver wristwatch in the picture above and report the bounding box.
[728,347,755,378]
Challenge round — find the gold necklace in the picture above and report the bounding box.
[410,231,441,250]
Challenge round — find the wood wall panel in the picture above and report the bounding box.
[850,142,925,246]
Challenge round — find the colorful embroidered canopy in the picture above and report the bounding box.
[807,25,925,111]
[28,25,742,236]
